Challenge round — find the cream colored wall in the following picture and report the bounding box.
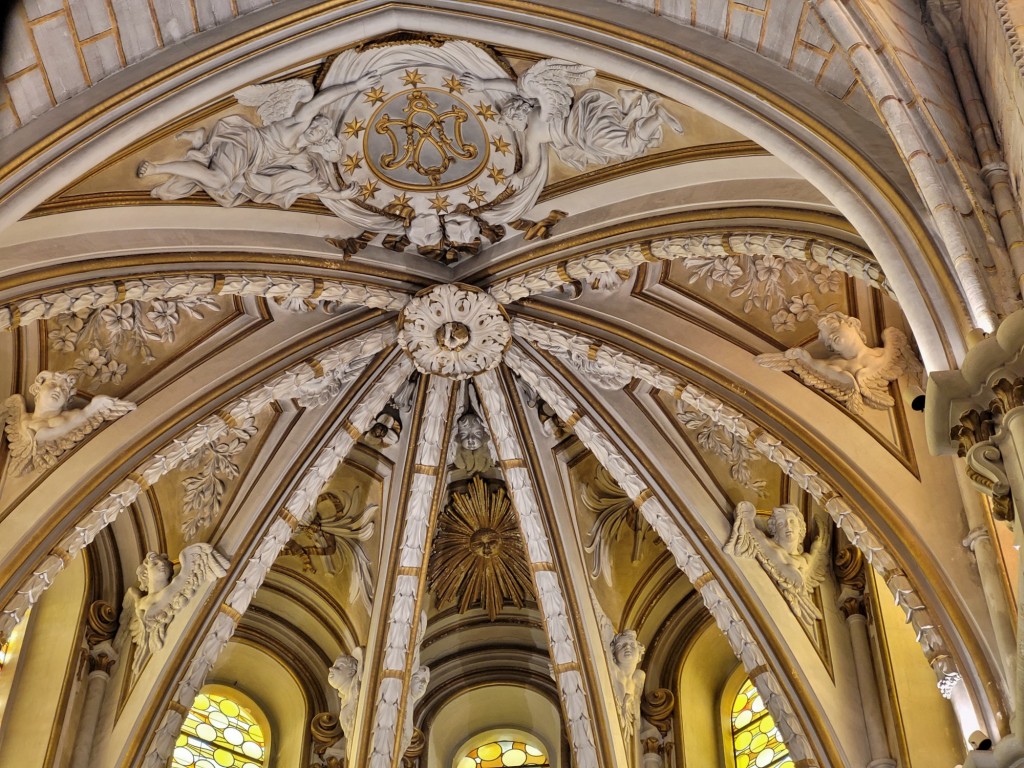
[676,621,737,768]
[0,555,86,768]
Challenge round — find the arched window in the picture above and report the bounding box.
[456,738,549,768]
[727,676,794,768]
[172,690,268,768]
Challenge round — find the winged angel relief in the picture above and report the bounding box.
[119,544,229,677]
[724,501,830,629]
[2,370,135,476]
[138,40,682,262]
[755,311,922,414]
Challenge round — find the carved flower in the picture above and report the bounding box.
[754,255,784,283]
[146,300,180,339]
[97,358,127,385]
[49,317,83,352]
[812,266,841,293]
[711,255,742,286]
[770,310,796,333]
[100,303,135,334]
[75,348,110,378]
[787,293,818,322]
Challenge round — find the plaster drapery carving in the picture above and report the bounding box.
[397,284,510,379]
[581,464,653,583]
[119,543,229,677]
[328,647,363,758]
[141,357,415,768]
[2,370,135,476]
[755,312,922,414]
[725,502,831,629]
[502,347,816,764]
[514,317,958,696]
[0,327,395,644]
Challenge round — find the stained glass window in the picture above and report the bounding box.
[455,740,549,768]
[730,677,794,768]
[171,692,267,768]
[0,639,8,674]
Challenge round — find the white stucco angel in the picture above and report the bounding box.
[328,648,364,743]
[2,370,135,476]
[724,501,831,629]
[591,588,645,766]
[119,543,229,677]
[138,71,381,209]
[400,665,430,759]
[460,58,682,221]
[754,311,922,415]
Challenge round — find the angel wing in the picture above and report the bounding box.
[803,520,832,593]
[31,396,137,472]
[1,395,33,475]
[166,542,229,616]
[234,79,315,125]
[517,59,595,122]
[755,347,862,412]
[856,327,923,410]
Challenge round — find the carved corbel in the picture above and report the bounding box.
[401,727,426,768]
[834,545,867,619]
[310,712,345,767]
[952,409,1013,522]
[640,689,675,768]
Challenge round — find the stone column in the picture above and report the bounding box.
[69,601,118,768]
[928,308,1024,766]
[835,547,896,768]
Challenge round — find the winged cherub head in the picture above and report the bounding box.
[328,654,360,690]
[456,409,488,452]
[611,630,645,673]
[136,552,174,594]
[766,505,807,555]
[817,313,869,360]
[29,370,79,416]
[499,96,533,133]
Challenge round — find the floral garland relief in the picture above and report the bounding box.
[671,234,845,334]
[47,297,222,386]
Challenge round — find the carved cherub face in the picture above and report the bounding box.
[328,655,358,689]
[456,411,487,452]
[30,370,77,414]
[499,97,532,132]
[137,552,174,593]
[410,666,430,698]
[767,505,806,555]
[611,631,644,671]
[817,313,868,359]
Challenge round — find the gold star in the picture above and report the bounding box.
[389,192,412,207]
[357,180,379,200]
[342,118,365,139]
[443,75,464,94]
[486,164,507,185]
[428,193,451,212]
[401,69,426,87]
[363,86,388,105]
[490,136,512,155]
[465,184,487,205]
[341,153,363,174]
[475,102,498,121]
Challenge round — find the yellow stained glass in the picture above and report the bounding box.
[171,693,267,768]
[462,740,549,768]
[730,678,792,768]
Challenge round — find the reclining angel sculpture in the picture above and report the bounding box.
[138,71,381,209]
[2,370,135,476]
[724,501,831,629]
[460,58,683,221]
[755,311,922,415]
[119,543,229,677]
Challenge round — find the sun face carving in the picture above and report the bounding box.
[397,284,510,379]
[428,477,534,620]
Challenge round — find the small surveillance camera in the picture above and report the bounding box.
[968,730,993,751]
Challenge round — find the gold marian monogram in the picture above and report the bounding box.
[374,90,478,185]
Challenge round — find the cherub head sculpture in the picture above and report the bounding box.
[499,96,533,133]
[456,409,488,452]
[611,630,645,673]
[766,505,807,555]
[299,115,343,161]
[328,654,360,691]
[817,313,868,359]
[29,370,79,415]
[410,665,430,699]
[136,552,174,594]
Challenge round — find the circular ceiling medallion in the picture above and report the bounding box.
[397,284,511,379]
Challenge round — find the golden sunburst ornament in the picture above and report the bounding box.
[428,477,534,620]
